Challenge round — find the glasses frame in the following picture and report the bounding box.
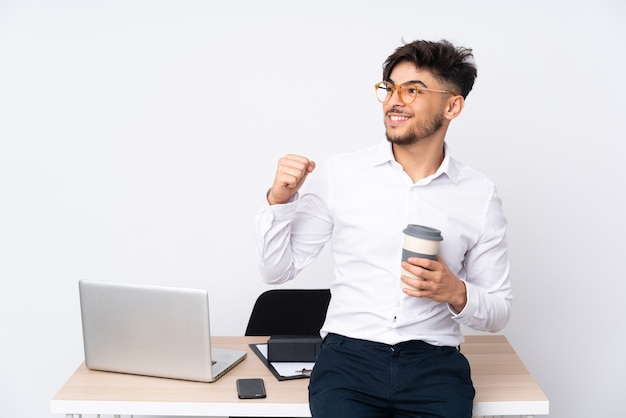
[374,81,457,104]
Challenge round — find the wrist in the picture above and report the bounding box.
[450,280,467,314]
[267,188,296,206]
[266,189,283,205]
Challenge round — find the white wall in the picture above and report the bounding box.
[1,1,624,417]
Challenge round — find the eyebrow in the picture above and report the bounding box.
[388,78,429,88]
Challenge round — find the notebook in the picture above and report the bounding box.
[78,280,246,382]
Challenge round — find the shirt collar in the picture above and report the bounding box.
[373,142,459,184]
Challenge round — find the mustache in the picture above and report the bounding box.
[386,107,412,116]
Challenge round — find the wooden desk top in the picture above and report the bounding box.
[51,335,548,417]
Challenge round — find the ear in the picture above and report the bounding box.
[444,95,465,121]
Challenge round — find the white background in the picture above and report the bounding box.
[1,1,624,417]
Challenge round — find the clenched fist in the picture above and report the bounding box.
[267,154,316,205]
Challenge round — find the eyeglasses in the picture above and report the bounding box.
[374,81,457,104]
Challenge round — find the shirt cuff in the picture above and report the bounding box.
[264,191,300,221]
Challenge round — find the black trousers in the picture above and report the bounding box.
[309,333,475,418]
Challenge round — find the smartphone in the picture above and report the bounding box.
[236,378,267,399]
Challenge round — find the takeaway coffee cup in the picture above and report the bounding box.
[401,224,443,288]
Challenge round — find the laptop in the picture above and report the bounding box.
[78,280,246,382]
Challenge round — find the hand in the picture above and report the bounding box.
[401,256,467,313]
[267,154,316,205]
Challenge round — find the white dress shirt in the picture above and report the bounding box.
[255,142,512,347]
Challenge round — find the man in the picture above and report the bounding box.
[255,39,512,418]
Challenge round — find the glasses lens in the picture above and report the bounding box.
[376,82,391,102]
[399,84,418,104]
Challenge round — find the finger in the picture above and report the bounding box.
[407,257,437,270]
[283,154,316,171]
[401,278,430,298]
[281,154,314,171]
[281,166,306,184]
[401,261,429,281]
[278,155,314,184]
[401,274,428,291]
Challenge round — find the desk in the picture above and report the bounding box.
[51,335,548,417]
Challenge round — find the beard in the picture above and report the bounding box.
[385,111,445,146]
